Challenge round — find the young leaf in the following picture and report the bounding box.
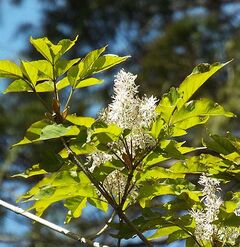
[54,36,78,62]
[67,46,107,87]
[13,120,80,146]
[30,60,53,79]
[35,81,54,92]
[177,61,231,110]
[30,37,53,63]
[12,164,47,178]
[204,134,237,155]
[54,58,80,77]
[39,124,80,140]
[171,98,234,128]
[21,61,39,86]
[75,77,103,88]
[66,115,95,127]
[0,60,22,78]
[18,170,97,217]
[91,54,130,73]
[148,226,181,240]
[3,79,32,93]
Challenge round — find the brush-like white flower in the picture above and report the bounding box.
[106,69,139,129]
[88,151,113,172]
[190,174,240,246]
[87,69,158,199]
[190,174,222,242]
[139,95,158,128]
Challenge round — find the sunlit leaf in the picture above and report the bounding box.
[177,61,231,109]
[3,79,32,93]
[64,197,87,223]
[21,61,39,86]
[75,77,103,88]
[55,58,80,77]
[30,37,53,63]
[91,54,130,73]
[66,115,95,127]
[12,164,47,178]
[13,120,80,146]
[148,226,181,240]
[0,60,22,78]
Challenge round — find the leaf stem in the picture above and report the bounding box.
[64,87,74,110]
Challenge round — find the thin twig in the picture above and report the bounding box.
[0,199,109,247]
[89,211,116,240]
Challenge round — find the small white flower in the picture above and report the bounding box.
[88,151,113,172]
[139,95,158,128]
[190,174,240,245]
[190,174,223,242]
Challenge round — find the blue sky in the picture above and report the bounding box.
[0,0,42,60]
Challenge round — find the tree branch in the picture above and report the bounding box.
[0,199,109,247]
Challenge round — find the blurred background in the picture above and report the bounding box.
[0,0,240,246]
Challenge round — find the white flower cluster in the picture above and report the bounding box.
[190,174,240,245]
[87,69,158,199]
[88,69,158,169]
[103,69,158,154]
[190,174,222,242]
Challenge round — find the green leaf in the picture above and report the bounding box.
[143,140,194,167]
[0,60,22,78]
[88,198,108,212]
[67,46,107,87]
[30,36,78,64]
[75,77,103,88]
[3,79,32,93]
[30,60,53,79]
[156,87,180,123]
[12,164,47,178]
[138,167,185,183]
[167,230,190,243]
[177,61,231,110]
[40,124,79,140]
[35,81,54,92]
[13,120,80,146]
[91,54,130,73]
[64,197,87,224]
[55,58,80,77]
[148,226,181,240]
[150,116,164,139]
[171,98,234,130]
[186,237,197,247]
[224,201,238,213]
[170,154,226,174]
[19,170,97,216]
[204,134,237,155]
[39,150,63,172]
[138,184,174,208]
[30,37,53,63]
[66,115,95,127]
[91,124,122,144]
[54,36,78,62]
[21,61,39,86]
[56,77,70,90]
